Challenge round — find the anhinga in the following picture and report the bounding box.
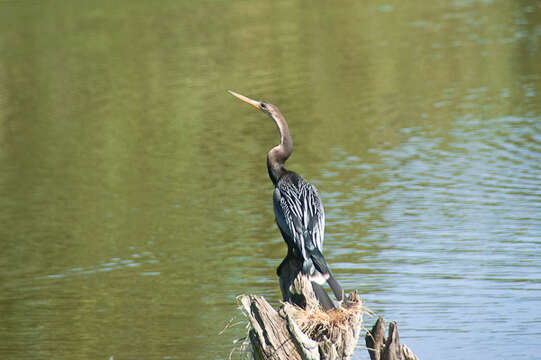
[229,90,343,309]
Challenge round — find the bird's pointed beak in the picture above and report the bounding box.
[228,90,262,110]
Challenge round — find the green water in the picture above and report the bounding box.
[1,1,540,359]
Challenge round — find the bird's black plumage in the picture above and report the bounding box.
[273,171,343,302]
[273,172,324,273]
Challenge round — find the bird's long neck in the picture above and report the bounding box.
[267,111,293,185]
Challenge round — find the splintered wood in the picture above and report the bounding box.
[237,259,419,360]
[239,275,363,360]
[365,317,419,360]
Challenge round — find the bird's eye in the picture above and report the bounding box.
[261,103,267,109]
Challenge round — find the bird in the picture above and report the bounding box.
[228,90,343,309]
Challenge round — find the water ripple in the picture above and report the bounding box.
[324,115,541,358]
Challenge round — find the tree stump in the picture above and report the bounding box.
[239,272,363,360]
[365,317,419,360]
[237,255,418,360]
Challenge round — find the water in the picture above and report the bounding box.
[1,1,540,359]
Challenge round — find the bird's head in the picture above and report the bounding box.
[228,90,282,119]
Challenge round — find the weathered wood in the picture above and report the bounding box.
[239,254,417,360]
[283,308,320,360]
[383,322,402,360]
[401,343,419,360]
[239,272,363,360]
[366,317,386,360]
[240,295,301,360]
[365,317,419,360]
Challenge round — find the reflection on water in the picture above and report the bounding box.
[0,1,540,359]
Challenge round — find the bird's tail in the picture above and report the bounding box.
[326,271,343,301]
[309,248,344,302]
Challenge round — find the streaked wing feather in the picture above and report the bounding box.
[275,176,325,261]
